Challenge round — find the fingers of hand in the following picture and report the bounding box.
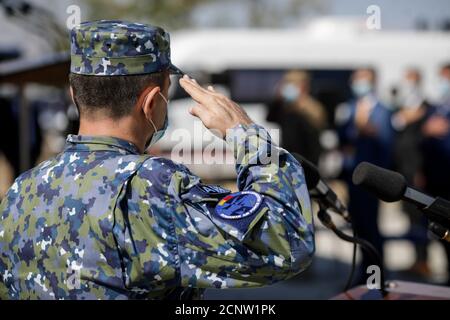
[180,75,251,129]
[189,103,213,125]
[182,75,208,92]
[179,76,210,104]
[189,104,200,117]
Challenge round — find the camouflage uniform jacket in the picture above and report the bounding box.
[0,124,314,300]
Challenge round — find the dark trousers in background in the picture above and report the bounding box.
[402,202,429,263]
[425,185,450,286]
[348,182,384,284]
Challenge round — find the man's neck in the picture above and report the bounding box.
[78,116,147,153]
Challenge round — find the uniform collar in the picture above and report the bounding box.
[65,135,141,155]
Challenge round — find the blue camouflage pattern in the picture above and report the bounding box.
[0,124,314,300]
[70,20,183,76]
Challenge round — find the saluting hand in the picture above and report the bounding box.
[179,75,254,138]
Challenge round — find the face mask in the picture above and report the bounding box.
[401,80,417,94]
[399,81,423,109]
[351,80,373,98]
[145,92,169,150]
[438,78,450,102]
[281,83,300,103]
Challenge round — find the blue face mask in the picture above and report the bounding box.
[351,80,373,98]
[145,92,169,150]
[281,83,300,103]
[439,78,450,102]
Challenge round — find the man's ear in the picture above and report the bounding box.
[139,86,161,119]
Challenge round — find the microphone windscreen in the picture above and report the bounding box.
[352,162,407,202]
[292,153,320,190]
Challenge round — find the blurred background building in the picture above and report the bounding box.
[1,0,450,299]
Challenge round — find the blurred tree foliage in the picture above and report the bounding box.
[83,0,325,30]
[248,0,326,28]
[84,0,211,30]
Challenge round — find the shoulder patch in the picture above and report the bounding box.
[216,191,262,220]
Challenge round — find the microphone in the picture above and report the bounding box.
[353,162,450,230]
[352,162,432,205]
[292,153,350,222]
[295,155,388,295]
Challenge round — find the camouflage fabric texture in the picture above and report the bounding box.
[0,124,315,300]
[70,20,184,76]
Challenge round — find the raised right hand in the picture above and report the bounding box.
[179,75,254,138]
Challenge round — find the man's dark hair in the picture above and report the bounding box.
[69,72,165,119]
[441,63,450,72]
[352,67,377,84]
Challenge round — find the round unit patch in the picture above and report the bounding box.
[215,191,263,220]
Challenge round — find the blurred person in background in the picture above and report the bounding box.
[266,70,327,164]
[335,68,394,284]
[421,63,450,286]
[0,95,42,180]
[391,68,431,279]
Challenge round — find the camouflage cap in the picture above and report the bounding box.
[70,20,184,76]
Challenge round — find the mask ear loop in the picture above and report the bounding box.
[158,91,169,105]
[147,116,158,135]
[146,92,168,134]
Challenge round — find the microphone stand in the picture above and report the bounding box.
[422,197,450,243]
[428,222,450,243]
[316,203,388,297]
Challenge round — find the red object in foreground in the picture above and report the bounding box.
[332,280,450,300]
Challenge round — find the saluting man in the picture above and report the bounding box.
[0,20,314,300]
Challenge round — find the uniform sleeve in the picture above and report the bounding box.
[171,124,315,289]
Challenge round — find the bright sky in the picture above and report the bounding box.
[0,0,449,58]
[328,0,450,30]
[192,0,450,29]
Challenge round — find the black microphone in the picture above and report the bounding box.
[353,162,432,205]
[353,162,450,230]
[292,153,350,222]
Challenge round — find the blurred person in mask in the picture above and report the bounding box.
[391,68,431,279]
[266,70,327,164]
[335,68,394,284]
[421,63,450,286]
